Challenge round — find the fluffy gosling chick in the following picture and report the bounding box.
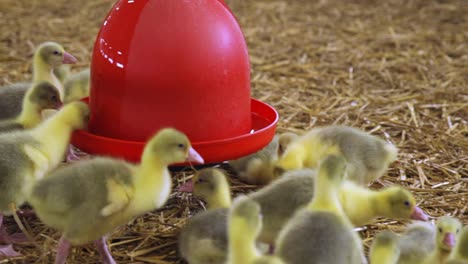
[277,125,398,185]
[0,82,61,132]
[229,132,298,185]
[178,168,231,264]
[370,231,401,264]
[0,102,88,256]
[63,69,90,103]
[28,128,204,264]
[276,155,367,264]
[422,216,462,264]
[447,226,468,264]
[0,42,76,119]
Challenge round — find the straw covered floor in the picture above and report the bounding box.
[0,0,467,263]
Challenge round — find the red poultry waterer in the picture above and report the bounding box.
[71,0,278,164]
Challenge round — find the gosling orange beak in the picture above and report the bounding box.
[178,181,194,193]
[443,233,456,248]
[63,52,77,64]
[410,206,428,221]
[186,147,204,164]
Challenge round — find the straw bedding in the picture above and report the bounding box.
[0,0,466,263]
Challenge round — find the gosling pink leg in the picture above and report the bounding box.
[54,236,72,264]
[268,244,275,254]
[0,214,22,257]
[0,244,21,258]
[0,214,27,244]
[66,145,90,162]
[16,208,35,218]
[94,236,116,264]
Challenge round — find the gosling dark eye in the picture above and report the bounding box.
[404,201,410,207]
[178,143,185,149]
[51,95,57,101]
[438,228,443,233]
[53,50,60,55]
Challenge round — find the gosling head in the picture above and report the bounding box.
[370,230,400,263]
[179,168,228,197]
[27,81,61,111]
[318,154,347,187]
[231,196,262,236]
[145,128,204,165]
[385,186,428,221]
[56,101,89,130]
[276,142,306,170]
[277,132,298,157]
[36,42,77,68]
[435,216,462,251]
[373,230,399,248]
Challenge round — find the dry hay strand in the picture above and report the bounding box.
[0,0,467,262]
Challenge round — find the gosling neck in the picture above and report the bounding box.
[33,55,64,99]
[303,138,340,168]
[228,218,260,264]
[370,248,398,264]
[30,109,75,163]
[429,247,452,264]
[16,98,42,129]
[339,181,378,226]
[372,188,397,217]
[133,152,172,213]
[307,172,343,215]
[205,184,231,210]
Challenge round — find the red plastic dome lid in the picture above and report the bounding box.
[89,0,251,142]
